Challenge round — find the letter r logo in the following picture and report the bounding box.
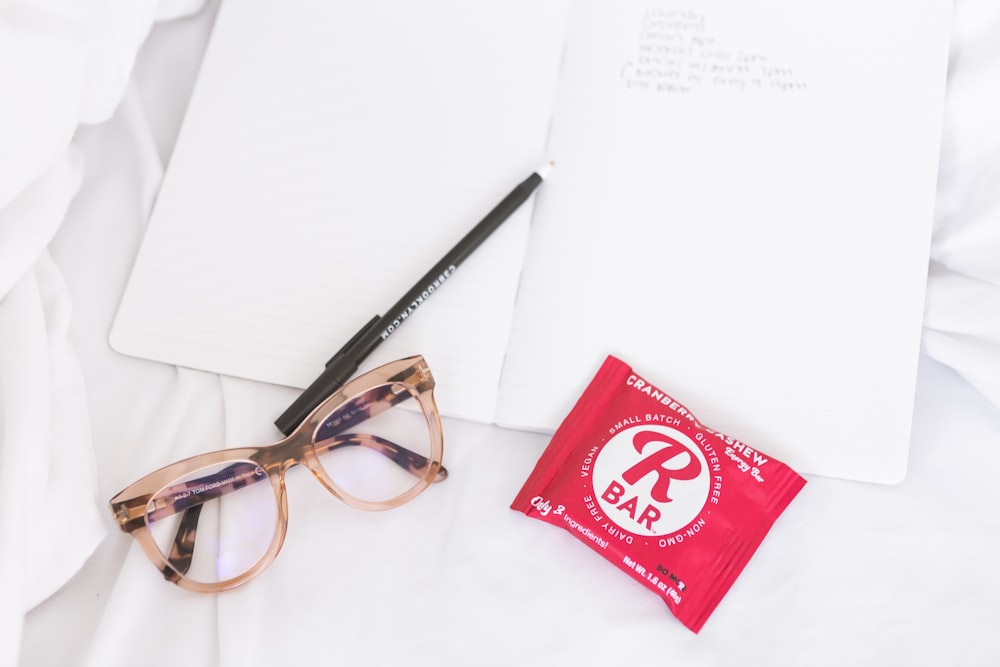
[621,431,702,503]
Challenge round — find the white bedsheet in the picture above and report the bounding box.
[2,1,999,665]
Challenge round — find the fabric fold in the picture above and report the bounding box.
[0,1,209,664]
[0,247,106,666]
[923,0,1000,411]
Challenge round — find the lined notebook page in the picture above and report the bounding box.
[111,0,570,422]
[496,0,951,482]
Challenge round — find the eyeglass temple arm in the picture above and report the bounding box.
[166,504,202,575]
[145,461,266,523]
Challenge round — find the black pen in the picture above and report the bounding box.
[274,162,554,435]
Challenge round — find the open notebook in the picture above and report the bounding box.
[111,0,952,483]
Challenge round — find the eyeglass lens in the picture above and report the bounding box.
[145,461,277,585]
[312,382,433,503]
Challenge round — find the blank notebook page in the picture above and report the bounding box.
[111,0,570,423]
[496,0,951,483]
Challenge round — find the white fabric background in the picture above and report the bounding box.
[925,0,1000,409]
[2,1,999,665]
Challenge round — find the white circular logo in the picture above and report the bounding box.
[592,425,710,537]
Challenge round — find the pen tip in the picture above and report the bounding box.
[537,160,555,179]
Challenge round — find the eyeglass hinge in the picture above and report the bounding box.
[114,504,134,529]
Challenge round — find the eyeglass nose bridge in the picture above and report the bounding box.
[260,431,314,469]
[262,430,353,505]
[249,432,339,508]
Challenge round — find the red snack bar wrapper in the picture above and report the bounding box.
[511,355,806,633]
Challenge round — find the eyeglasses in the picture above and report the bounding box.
[109,355,447,592]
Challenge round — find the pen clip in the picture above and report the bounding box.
[326,315,381,366]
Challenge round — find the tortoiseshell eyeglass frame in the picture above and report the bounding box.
[109,355,447,593]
